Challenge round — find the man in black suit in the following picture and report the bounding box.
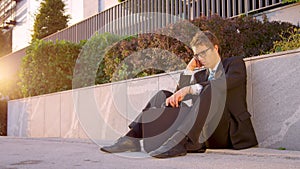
[100,31,258,158]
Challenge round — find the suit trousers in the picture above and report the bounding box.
[128,85,232,149]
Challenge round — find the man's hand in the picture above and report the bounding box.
[166,86,190,107]
[186,58,202,71]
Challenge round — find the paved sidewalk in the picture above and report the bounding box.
[1,137,300,169]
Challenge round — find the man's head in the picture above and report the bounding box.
[190,31,221,69]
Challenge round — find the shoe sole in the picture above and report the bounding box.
[100,147,141,153]
[152,152,187,158]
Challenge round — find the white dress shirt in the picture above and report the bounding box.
[183,61,220,95]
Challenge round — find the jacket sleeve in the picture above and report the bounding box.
[176,73,192,91]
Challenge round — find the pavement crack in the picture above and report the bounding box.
[10,160,43,166]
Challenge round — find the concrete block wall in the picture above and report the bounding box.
[7,70,181,145]
[7,48,300,150]
[244,49,300,150]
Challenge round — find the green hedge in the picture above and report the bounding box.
[103,33,191,82]
[19,39,83,97]
[72,32,123,88]
[271,28,300,52]
[282,0,300,3]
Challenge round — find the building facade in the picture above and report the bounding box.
[0,0,119,52]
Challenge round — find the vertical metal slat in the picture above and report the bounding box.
[132,0,135,34]
[188,0,191,20]
[151,0,154,31]
[191,0,196,20]
[246,0,251,16]
[238,0,243,15]
[196,0,201,18]
[227,0,231,17]
[118,4,121,35]
[183,0,187,19]
[171,0,174,16]
[170,0,174,23]
[158,0,162,29]
[179,0,182,18]
[137,0,140,34]
[206,0,210,17]
[166,0,170,24]
[110,8,113,33]
[161,0,165,27]
[232,0,236,16]
[212,0,215,15]
[222,0,226,17]
[216,0,221,16]
[131,0,134,34]
[201,0,205,17]
[140,0,144,34]
[147,0,150,32]
[175,0,179,19]
[154,0,157,31]
[259,0,263,8]
[253,0,257,11]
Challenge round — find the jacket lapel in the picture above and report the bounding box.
[194,59,227,83]
[194,69,208,83]
[205,69,210,80]
[214,62,225,79]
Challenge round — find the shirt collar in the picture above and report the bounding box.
[209,60,221,73]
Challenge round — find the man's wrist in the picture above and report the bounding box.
[180,86,190,96]
[189,84,203,95]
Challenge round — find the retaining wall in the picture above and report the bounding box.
[7,48,300,150]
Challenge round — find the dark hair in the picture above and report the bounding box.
[190,30,221,55]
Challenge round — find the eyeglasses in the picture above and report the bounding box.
[193,48,211,61]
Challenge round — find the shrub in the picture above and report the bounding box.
[191,15,296,58]
[271,27,300,52]
[103,33,193,82]
[282,0,300,3]
[72,32,123,88]
[19,39,82,97]
[75,24,195,84]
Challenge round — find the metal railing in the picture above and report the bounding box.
[44,0,284,43]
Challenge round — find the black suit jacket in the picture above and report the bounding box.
[181,56,258,149]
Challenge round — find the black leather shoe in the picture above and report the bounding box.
[149,131,187,158]
[186,142,206,153]
[149,143,187,158]
[100,136,141,153]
